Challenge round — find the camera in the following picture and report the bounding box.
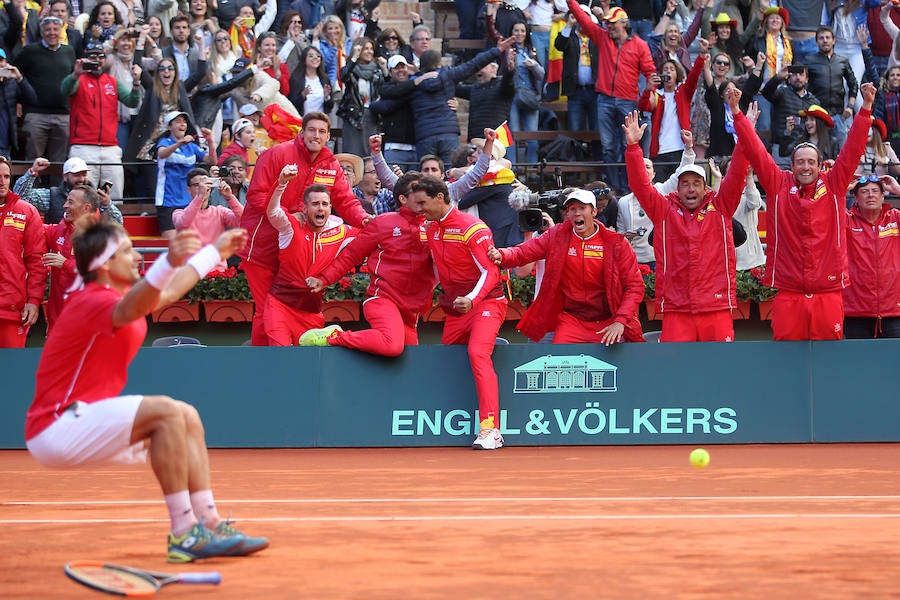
[658,74,670,83]
[518,189,563,232]
[134,17,145,27]
[218,165,232,179]
[126,29,141,39]
[787,65,805,74]
[82,61,101,74]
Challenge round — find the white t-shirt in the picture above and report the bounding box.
[304,76,325,113]
[658,91,683,154]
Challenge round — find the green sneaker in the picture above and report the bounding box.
[298,324,343,346]
[214,520,270,556]
[166,523,242,563]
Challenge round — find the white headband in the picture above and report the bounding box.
[67,233,127,293]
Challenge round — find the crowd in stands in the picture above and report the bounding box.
[2,0,900,385]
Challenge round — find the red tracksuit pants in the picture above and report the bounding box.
[264,295,324,346]
[0,320,28,348]
[242,261,275,346]
[441,297,507,426]
[330,296,419,357]
[771,290,843,341]
[660,309,734,342]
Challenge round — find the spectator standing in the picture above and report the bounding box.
[843,173,900,338]
[0,156,45,348]
[173,168,244,269]
[315,14,349,87]
[25,223,267,562]
[82,2,125,53]
[15,156,122,225]
[516,0,567,76]
[289,0,335,32]
[705,54,764,158]
[409,176,508,450]
[371,54,426,167]
[823,0,880,108]
[337,36,385,156]
[489,187,645,344]
[290,45,334,114]
[374,26,405,62]
[746,5,794,147]
[650,0,708,73]
[304,171,435,355]
[41,184,101,332]
[761,62,821,157]
[874,65,900,155]
[708,11,760,78]
[781,0,826,59]
[734,81,877,340]
[624,101,751,343]
[504,21,544,166]
[553,7,598,149]
[14,16,75,171]
[876,1,900,73]
[567,2,655,194]
[107,28,146,152]
[277,10,310,73]
[155,111,217,238]
[4,0,43,58]
[253,31,290,96]
[216,0,261,31]
[803,25,859,145]
[238,111,370,345]
[49,0,83,56]
[163,15,209,93]
[0,48,35,159]
[400,24,431,72]
[63,42,142,201]
[639,54,705,181]
[457,60,515,143]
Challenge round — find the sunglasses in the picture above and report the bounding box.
[158,65,175,72]
[856,174,880,185]
[714,60,730,66]
[290,19,302,25]
[215,36,229,42]
[386,35,398,40]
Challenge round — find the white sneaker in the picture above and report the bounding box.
[472,428,504,450]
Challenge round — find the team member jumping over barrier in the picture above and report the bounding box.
[24,220,268,563]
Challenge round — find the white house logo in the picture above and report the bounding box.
[513,354,616,394]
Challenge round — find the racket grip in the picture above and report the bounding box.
[180,572,222,585]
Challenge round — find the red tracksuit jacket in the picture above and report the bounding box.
[844,204,900,317]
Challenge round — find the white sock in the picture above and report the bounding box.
[190,490,221,529]
[165,491,197,537]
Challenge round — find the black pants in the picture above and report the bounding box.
[843,316,900,339]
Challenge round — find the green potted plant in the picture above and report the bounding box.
[188,267,254,322]
[322,271,368,322]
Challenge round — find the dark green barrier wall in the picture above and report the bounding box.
[1,340,897,449]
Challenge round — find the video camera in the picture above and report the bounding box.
[517,187,611,232]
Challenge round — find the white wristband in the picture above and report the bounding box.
[144,252,177,290]
[186,244,221,278]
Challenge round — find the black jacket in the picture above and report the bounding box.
[761,78,820,147]
[553,27,598,98]
[802,50,858,116]
[0,74,36,153]
[191,69,254,130]
[456,71,515,142]
[371,78,415,145]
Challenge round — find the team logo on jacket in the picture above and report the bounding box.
[56,236,65,245]
[392,227,401,237]
[313,168,337,186]
[103,82,116,95]
[879,222,899,237]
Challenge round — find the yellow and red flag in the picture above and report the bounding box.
[496,121,514,148]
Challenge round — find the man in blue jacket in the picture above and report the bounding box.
[407,36,514,164]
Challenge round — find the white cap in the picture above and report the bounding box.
[232,118,254,136]
[164,111,189,126]
[562,188,596,208]
[387,55,409,70]
[239,103,261,116]
[675,164,707,180]
[62,156,90,175]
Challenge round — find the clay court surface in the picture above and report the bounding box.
[2,444,900,598]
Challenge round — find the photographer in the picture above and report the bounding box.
[62,41,142,200]
[0,48,36,160]
[173,167,244,271]
[488,188,645,346]
[209,155,250,207]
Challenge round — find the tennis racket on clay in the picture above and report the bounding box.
[64,560,221,597]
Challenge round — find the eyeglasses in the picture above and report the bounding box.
[215,36,229,42]
[340,165,355,173]
[364,169,376,174]
[158,65,175,72]
[188,181,203,187]
[412,37,430,42]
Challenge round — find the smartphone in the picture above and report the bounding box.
[204,177,220,186]
[787,65,805,74]
[0,66,14,78]
[100,180,113,192]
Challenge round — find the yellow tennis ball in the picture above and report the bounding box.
[690,448,710,468]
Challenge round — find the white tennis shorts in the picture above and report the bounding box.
[27,396,149,468]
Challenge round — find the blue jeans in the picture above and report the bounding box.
[455,0,485,39]
[567,87,599,159]
[631,19,654,42]
[531,30,550,80]
[508,100,539,166]
[416,133,461,166]
[596,94,636,193]
[384,147,418,171]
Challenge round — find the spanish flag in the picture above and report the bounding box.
[496,121,514,148]
[546,18,567,100]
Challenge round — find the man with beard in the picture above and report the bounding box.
[15,156,122,224]
[761,61,820,160]
[624,92,751,342]
[263,168,356,346]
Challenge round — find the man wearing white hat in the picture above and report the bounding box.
[624,98,751,342]
[14,156,122,225]
[488,187,645,345]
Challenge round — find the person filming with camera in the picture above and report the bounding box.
[62,41,142,202]
[487,187,645,346]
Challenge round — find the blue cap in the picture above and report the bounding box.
[84,41,105,55]
[0,48,7,60]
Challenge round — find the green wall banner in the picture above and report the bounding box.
[1,340,897,449]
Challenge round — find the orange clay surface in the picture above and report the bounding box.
[2,444,900,599]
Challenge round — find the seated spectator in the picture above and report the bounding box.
[173,167,244,269]
[335,151,363,189]
[0,48,36,159]
[209,155,250,207]
[864,118,900,177]
[14,157,122,225]
[156,111,217,238]
[264,169,356,346]
[843,173,900,338]
[781,104,837,160]
[488,188,645,345]
[41,184,101,332]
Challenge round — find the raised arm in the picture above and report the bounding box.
[622,110,669,224]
